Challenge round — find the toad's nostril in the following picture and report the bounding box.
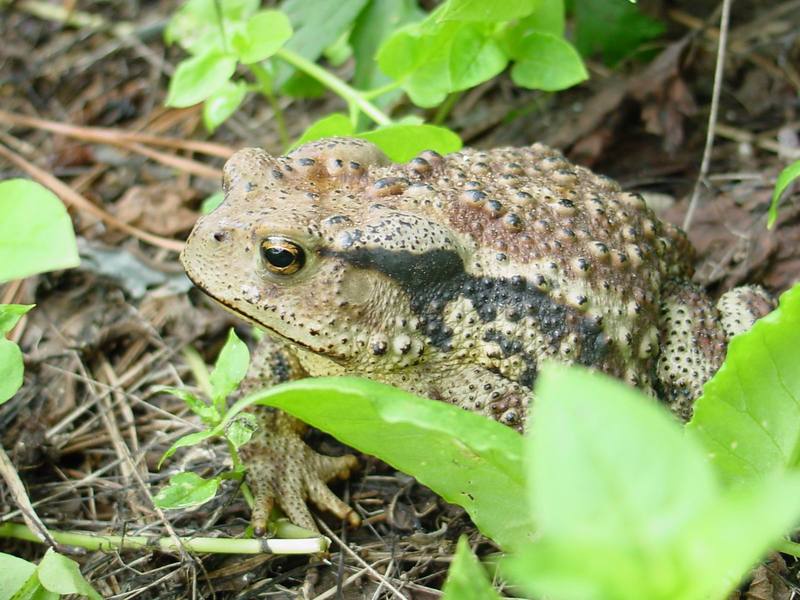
[213,231,228,242]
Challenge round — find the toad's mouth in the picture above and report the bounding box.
[184,269,328,356]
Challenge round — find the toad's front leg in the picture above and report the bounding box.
[238,336,359,534]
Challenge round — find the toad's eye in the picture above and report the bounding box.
[260,237,306,275]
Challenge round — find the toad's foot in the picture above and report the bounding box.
[240,408,360,534]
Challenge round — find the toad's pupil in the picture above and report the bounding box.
[265,247,294,268]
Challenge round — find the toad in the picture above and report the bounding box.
[181,138,772,532]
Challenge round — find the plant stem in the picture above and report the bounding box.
[361,80,403,100]
[0,522,329,555]
[249,63,290,148]
[275,48,393,127]
[433,91,461,126]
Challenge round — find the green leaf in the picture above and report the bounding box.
[233,10,293,64]
[503,363,800,600]
[448,25,508,91]
[226,412,257,449]
[154,472,221,509]
[201,191,224,214]
[156,386,220,424]
[439,0,539,22]
[356,125,462,162]
[573,0,665,66]
[0,552,37,600]
[768,159,800,228]
[209,328,250,404]
[529,364,716,546]
[687,284,800,486]
[0,304,33,404]
[378,21,507,108]
[165,0,259,54]
[505,0,565,39]
[0,179,79,283]
[291,113,354,150]
[202,80,247,132]
[158,429,218,468]
[510,32,587,91]
[36,548,102,600]
[165,50,237,108]
[253,376,530,550]
[350,0,425,94]
[0,337,24,404]
[0,303,34,335]
[676,474,800,600]
[441,536,503,600]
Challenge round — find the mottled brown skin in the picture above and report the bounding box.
[181,137,772,532]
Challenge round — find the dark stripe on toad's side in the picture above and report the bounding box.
[322,246,611,385]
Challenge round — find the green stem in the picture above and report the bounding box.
[274,48,393,127]
[776,539,800,558]
[249,63,290,148]
[433,91,462,126]
[0,522,328,554]
[361,80,403,100]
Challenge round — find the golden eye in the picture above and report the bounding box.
[260,237,306,275]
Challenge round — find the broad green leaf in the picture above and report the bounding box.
[0,179,79,282]
[377,24,450,106]
[1,570,57,600]
[573,0,664,65]
[165,50,237,108]
[0,303,34,335]
[251,376,530,549]
[350,0,424,95]
[356,125,462,162]
[0,552,37,600]
[676,474,800,599]
[529,364,716,545]
[156,386,219,424]
[439,0,539,22]
[154,472,221,509]
[201,191,224,214]
[209,328,250,404]
[202,80,247,132]
[687,284,800,486]
[0,304,33,403]
[504,363,800,600]
[768,159,800,228]
[441,536,503,600]
[510,32,587,91]
[378,21,507,108]
[226,412,257,449]
[164,0,259,54]
[291,113,354,150]
[448,26,508,91]
[233,10,292,64]
[37,548,102,600]
[158,429,218,468]
[504,0,565,40]
[0,337,24,404]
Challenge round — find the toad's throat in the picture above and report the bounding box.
[184,268,331,355]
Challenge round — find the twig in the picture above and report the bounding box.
[682,0,733,232]
[0,445,58,548]
[0,142,184,252]
[316,518,409,600]
[0,110,233,159]
[714,123,800,160]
